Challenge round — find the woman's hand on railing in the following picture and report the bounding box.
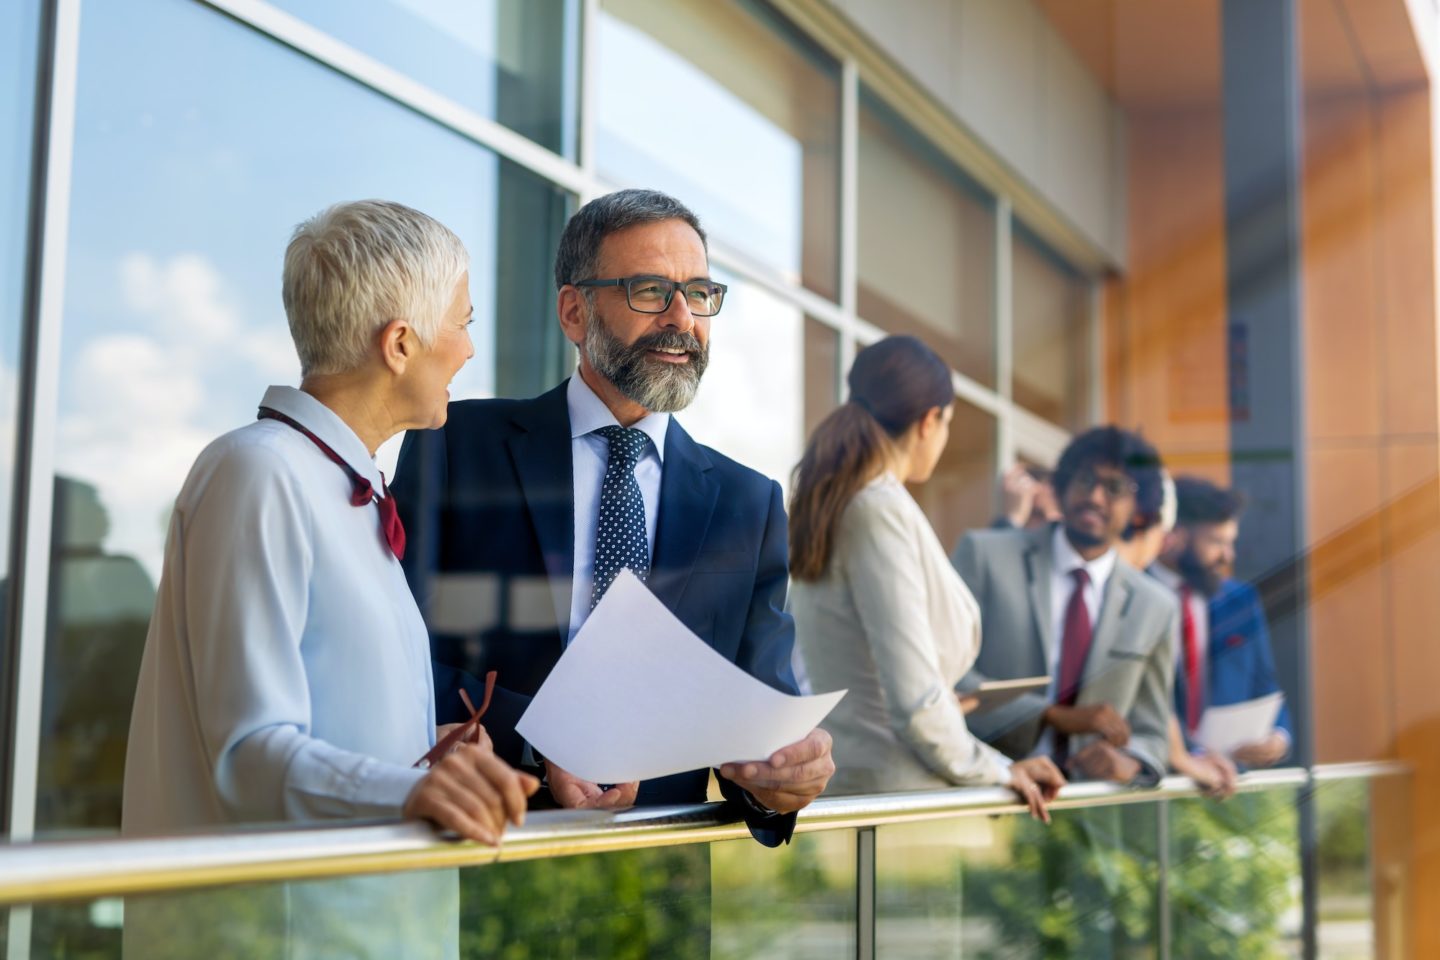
[403,742,540,846]
[1008,756,1067,824]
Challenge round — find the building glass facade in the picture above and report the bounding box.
[11,0,1099,846]
[2,0,1437,956]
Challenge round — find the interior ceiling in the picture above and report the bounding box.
[1035,0,1426,113]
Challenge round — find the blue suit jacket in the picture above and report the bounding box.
[392,381,800,844]
[1174,578,1293,753]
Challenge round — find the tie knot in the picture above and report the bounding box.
[597,425,649,466]
[1071,567,1090,589]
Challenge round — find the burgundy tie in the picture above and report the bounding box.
[1181,585,1203,734]
[1056,568,1093,706]
[257,406,406,561]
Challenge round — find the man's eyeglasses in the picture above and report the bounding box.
[1068,467,1139,500]
[574,275,728,317]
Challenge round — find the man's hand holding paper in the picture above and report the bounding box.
[720,727,836,814]
[516,571,844,805]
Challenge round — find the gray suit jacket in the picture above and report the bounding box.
[953,524,1178,783]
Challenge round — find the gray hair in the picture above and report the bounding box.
[553,189,707,290]
[283,200,468,376]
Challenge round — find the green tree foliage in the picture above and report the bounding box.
[459,846,711,959]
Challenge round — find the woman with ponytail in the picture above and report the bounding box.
[790,336,1064,818]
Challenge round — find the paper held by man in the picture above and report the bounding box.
[516,570,845,785]
[1197,692,1285,756]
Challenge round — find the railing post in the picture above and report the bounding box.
[1157,798,1171,960]
[856,826,875,960]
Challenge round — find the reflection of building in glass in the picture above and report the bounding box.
[0,0,1438,956]
[37,477,153,833]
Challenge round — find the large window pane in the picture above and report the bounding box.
[711,830,856,957]
[680,268,805,498]
[859,89,996,388]
[0,0,40,818]
[802,316,839,438]
[20,830,855,959]
[1013,221,1093,432]
[268,0,580,158]
[909,397,997,555]
[1168,791,1302,956]
[596,0,841,301]
[878,806,1161,956]
[34,0,569,836]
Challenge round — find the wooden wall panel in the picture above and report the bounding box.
[1300,70,1440,960]
[1302,95,1383,444]
[1375,89,1440,438]
[1109,107,1231,481]
[1374,86,1440,960]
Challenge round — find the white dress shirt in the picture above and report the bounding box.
[122,386,453,959]
[566,373,669,643]
[1035,524,1118,757]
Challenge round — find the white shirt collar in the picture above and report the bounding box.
[566,372,670,462]
[259,385,385,490]
[1051,523,1117,589]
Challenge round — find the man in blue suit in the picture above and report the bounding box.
[1153,477,1292,773]
[393,189,833,845]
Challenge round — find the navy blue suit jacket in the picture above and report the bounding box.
[392,381,800,844]
[1175,578,1293,756]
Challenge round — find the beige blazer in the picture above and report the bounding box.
[792,475,1011,795]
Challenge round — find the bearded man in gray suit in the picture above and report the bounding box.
[954,427,1178,786]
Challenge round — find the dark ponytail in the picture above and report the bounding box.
[789,335,954,580]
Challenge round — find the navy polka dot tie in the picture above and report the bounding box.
[590,425,651,608]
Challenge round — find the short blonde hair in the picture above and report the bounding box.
[283,200,468,376]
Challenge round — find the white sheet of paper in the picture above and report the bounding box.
[515,570,846,784]
[1196,692,1284,756]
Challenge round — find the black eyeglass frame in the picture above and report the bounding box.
[573,275,729,317]
[1067,466,1140,500]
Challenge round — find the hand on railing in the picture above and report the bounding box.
[403,743,539,846]
[1008,756,1066,823]
[1175,749,1238,799]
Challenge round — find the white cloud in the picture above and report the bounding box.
[57,334,213,579]
[117,251,301,382]
[58,252,300,578]
[119,251,240,342]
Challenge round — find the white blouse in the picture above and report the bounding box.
[122,386,455,959]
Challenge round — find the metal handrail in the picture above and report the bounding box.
[0,762,1405,906]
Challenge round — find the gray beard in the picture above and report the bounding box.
[582,306,708,413]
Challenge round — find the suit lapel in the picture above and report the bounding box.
[1084,566,1136,685]
[650,421,717,614]
[1024,526,1055,665]
[505,383,576,640]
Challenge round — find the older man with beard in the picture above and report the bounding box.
[392,189,833,845]
[1152,477,1292,773]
